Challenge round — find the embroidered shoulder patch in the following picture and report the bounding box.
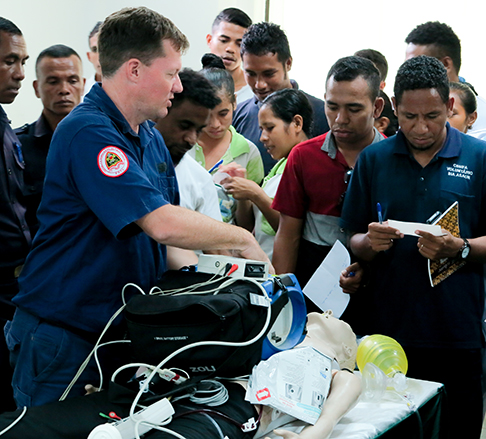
[98,146,129,177]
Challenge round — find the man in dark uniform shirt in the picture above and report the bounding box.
[15,44,84,236]
[0,17,30,413]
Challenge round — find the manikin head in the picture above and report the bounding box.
[298,311,357,371]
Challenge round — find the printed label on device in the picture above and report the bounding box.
[250,293,270,307]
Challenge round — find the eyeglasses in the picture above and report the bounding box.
[339,169,354,208]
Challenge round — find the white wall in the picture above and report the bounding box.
[269,0,485,103]
[1,0,265,128]
[4,0,483,127]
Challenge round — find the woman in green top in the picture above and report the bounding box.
[188,54,263,223]
[222,89,313,258]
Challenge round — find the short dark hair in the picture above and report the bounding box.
[171,68,221,110]
[394,55,449,105]
[88,21,102,43]
[326,56,381,101]
[405,21,461,73]
[98,7,189,78]
[262,88,314,138]
[212,8,252,30]
[354,49,388,82]
[200,53,235,105]
[0,17,22,36]
[450,81,477,116]
[35,44,81,77]
[240,22,291,65]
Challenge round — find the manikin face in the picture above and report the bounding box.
[155,99,210,165]
[298,311,357,370]
[202,91,234,140]
[34,55,84,120]
[0,31,28,104]
[448,90,477,133]
[258,104,301,161]
[243,52,292,102]
[393,88,452,153]
[325,76,383,147]
[87,33,102,78]
[206,21,246,73]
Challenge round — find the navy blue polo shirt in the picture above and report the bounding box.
[233,89,329,175]
[13,84,179,333]
[340,125,486,349]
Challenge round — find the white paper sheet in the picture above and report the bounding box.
[387,219,443,237]
[303,240,350,317]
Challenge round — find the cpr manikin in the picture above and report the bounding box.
[254,311,361,439]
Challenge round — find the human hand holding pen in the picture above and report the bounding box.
[339,262,364,294]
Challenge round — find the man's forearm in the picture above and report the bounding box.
[349,232,378,262]
[272,214,303,274]
[137,204,261,255]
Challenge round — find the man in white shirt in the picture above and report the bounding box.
[155,68,222,221]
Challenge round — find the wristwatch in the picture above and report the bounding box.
[458,238,470,260]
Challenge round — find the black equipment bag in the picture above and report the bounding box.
[125,271,288,379]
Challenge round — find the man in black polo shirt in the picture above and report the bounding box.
[15,44,84,236]
[0,17,30,413]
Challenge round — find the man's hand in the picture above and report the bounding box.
[367,221,404,253]
[232,239,275,274]
[339,262,364,294]
[416,229,463,261]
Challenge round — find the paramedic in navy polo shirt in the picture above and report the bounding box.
[341,56,486,438]
[5,7,270,408]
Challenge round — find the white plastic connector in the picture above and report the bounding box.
[241,417,258,432]
[87,398,174,439]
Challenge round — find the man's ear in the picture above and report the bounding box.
[374,116,390,134]
[447,96,454,115]
[373,96,385,119]
[441,56,456,79]
[206,33,212,47]
[285,57,292,72]
[125,58,142,83]
[33,80,40,99]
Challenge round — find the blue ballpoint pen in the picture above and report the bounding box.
[208,159,223,174]
[377,202,383,224]
[15,142,24,164]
